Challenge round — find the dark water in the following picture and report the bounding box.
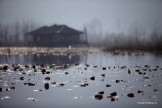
[0,52,162,108]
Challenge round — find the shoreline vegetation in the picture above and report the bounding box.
[0,47,162,55]
[0,47,99,55]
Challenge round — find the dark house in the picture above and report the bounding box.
[28,24,87,47]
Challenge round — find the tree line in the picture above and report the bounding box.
[0,19,162,51]
[0,20,38,47]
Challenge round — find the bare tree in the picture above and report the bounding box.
[21,20,37,46]
[0,24,9,45]
[14,21,21,44]
[84,19,103,46]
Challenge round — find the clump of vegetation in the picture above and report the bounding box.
[103,31,162,51]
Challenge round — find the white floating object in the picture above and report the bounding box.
[73,85,79,88]
[33,89,41,92]
[1,96,11,100]
[3,83,8,87]
[73,96,82,99]
[27,97,39,101]
[66,89,73,91]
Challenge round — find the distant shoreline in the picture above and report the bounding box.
[0,47,99,55]
[0,47,162,55]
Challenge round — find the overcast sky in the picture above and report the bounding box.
[0,0,162,34]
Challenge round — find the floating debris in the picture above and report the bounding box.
[98,91,104,95]
[127,93,134,98]
[46,71,50,74]
[0,87,2,92]
[143,68,147,71]
[94,94,103,100]
[27,97,39,101]
[51,82,56,84]
[41,68,46,74]
[137,90,144,94]
[0,63,161,105]
[106,84,111,87]
[73,85,79,88]
[101,74,106,77]
[138,72,143,75]
[128,69,131,74]
[147,85,152,87]
[3,83,9,87]
[107,92,118,102]
[111,97,116,102]
[85,64,90,67]
[65,72,69,75]
[1,96,11,100]
[73,96,82,99]
[110,92,117,97]
[28,82,35,86]
[84,67,87,70]
[59,83,65,87]
[152,68,157,71]
[135,69,140,72]
[34,89,42,92]
[25,65,29,69]
[22,72,26,74]
[66,89,73,91]
[144,65,149,68]
[115,80,120,83]
[32,65,36,70]
[19,77,24,80]
[93,66,97,68]
[153,89,158,92]
[6,88,10,91]
[90,76,95,80]
[80,83,89,87]
[44,83,49,90]
[143,77,149,79]
[102,67,106,70]
[45,77,50,80]
[121,66,126,69]
[2,65,9,71]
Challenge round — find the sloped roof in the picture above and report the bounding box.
[28,24,83,35]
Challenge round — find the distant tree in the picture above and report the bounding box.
[13,21,21,44]
[21,20,38,46]
[149,21,162,50]
[84,19,103,46]
[0,24,9,45]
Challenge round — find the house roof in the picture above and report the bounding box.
[28,24,83,35]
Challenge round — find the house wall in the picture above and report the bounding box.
[30,33,81,47]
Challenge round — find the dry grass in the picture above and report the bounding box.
[0,47,100,55]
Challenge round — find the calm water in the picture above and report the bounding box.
[0,52,162,108]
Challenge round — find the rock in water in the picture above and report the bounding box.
[127,93,134,97]
[3,65,8,71]
[45,77,50,80]
[90,76,95,80]
[0,87,2,92]
[106,84,111,87]
[102,67,106,70]
[94,94,103,100]
[98,91,104,95]
[44,83,49,90]
[110,92,117,97]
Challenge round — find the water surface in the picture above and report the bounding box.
[0,52,162,108]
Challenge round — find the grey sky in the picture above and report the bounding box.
[0,0,162,34]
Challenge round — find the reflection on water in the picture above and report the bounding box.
[0,52,162,108]
[0,54,81,64]
[0,52,162,66]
